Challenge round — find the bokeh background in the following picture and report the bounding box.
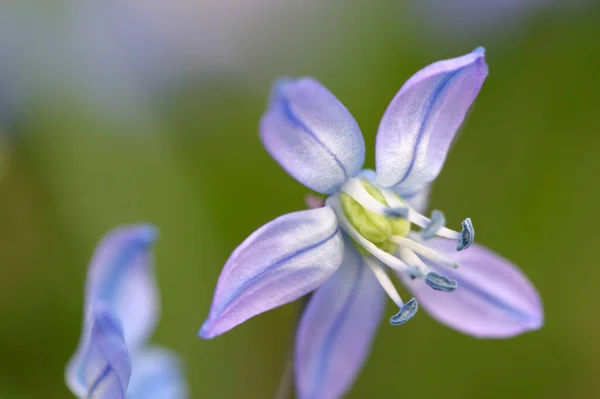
[1,0,600,398]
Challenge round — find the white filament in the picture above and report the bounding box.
[364,257,405,308]
[378,186,461,239]
[390,235,459,269]
[396,246,431,277]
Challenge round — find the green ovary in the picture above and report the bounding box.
[341,179,411,255]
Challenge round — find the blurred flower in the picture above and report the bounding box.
[66,225,187,399]
[199,48,543,399]
[0,0,330,123]
[408,0,592,41]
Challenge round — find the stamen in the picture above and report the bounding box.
[341,179,408,218]
[378,186,473,247]
[421,210,446,239]
[327,197,414,274]
[364,258,404,308]
[389,298,419,326]
[386,207,409,218]
[390,235,459,269]
[378,187,406,209]
[456,218,474,251]
[425,272,458,292]
[397,247,457,292]
[406,265,423,280]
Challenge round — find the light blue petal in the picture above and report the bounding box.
[127,347,188,399]
[399,238,544,338]
[199,207,344,339]
[375,48,488,192]
[85,224,160,349]
[295,243,385,399]
[260,77,365,194]
[68,306,132,399]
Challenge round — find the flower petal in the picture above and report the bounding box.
[399,238,543,338]
[295,243,385,399]
[67,306,132,399]
[375,48,488,192]
[199,207,344,339]
[85,224,160,349]
[127,347,188,399]
[260,77,365,194]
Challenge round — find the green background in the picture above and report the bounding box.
[2,1,600,398]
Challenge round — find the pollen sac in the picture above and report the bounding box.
[385,207,409,218]
[407,265,424,280]
[389,298,419,326]
[341,180,410,254]
[456,218,474,251]
[425,272,458,292]
[421,210,446,239]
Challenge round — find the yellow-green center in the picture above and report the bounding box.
[340,179,411,255]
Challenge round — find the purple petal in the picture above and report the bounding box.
[199,207,344,339]
[127,347,188,399]
[295,244,385,399]
[399,238,543,338]
[260,77,365,194]
[375,48,488,192]
[68,306,132,399]
[85,225,160,349]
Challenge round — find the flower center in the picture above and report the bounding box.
[326,176,476,326]
[340,180,410,255]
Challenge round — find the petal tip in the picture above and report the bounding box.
[198,321,216,340]
[527,302,545,332]
[473,46,486,57]
[466,47,488,77]
[198,322,214,339]
[137,224,159,243]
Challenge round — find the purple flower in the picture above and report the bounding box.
[199,48,543,399]
[66,225,187,399]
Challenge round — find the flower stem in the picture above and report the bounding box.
[273,295,311,399]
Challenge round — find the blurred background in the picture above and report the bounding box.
[1,0,599,398]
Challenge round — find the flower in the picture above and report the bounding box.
[407,0,591,42]
[66,225,188,399]
[199,48,543,399]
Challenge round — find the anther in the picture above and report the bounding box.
[456,218,474,251]
[425,272,458,292]
[389,298,419,326]
[407,265,423,280]
[385,207,409,218]
[421,210,446,239]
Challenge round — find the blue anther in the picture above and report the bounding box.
[385,207,409,218]
[389,298,419,326]
[456,217,474,251]
[406,265,423,280]
[421,210,446,239]
[425,272,458,292]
